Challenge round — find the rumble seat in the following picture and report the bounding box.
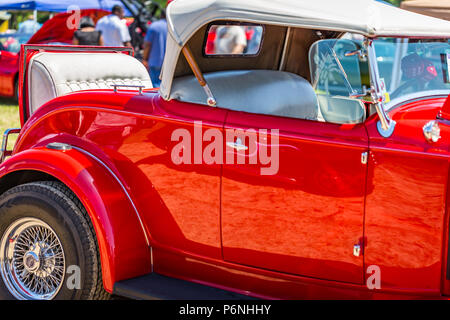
[170,70,319,121]
[27,52,152,114]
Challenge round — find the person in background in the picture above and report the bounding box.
[73,16,104,46]
[18,14,41,34]
[215,25,247,55]
[95,5,131,47]
[142,11,168,87]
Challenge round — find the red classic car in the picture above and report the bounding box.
[1,0,450,300]
[0,9,108,100]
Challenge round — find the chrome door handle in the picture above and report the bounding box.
[226,138,248,151]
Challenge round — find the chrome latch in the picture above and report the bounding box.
[0,128,20,163]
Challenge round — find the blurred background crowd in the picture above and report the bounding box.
[0,0,170,87]
[0,0,448,92]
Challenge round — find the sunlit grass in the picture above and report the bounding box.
[0,97,21,149]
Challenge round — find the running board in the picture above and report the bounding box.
[113,273,256,300]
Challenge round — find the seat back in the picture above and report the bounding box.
[28,51,152,113]
[170,70,319,121]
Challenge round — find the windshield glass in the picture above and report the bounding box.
[0,33,33,53]
[374,38,450,107]
[308,39,367,124]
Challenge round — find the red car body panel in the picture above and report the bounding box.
[364,99,450,292]
[221,111,367,284]
[0,9,109,98]
[0,147,151,292]
[5,79,450,298]
[3,40,450,298]
[16,91,227,260]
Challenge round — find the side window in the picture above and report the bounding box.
[174,26,367,125]
[309,39,367,124]
[204,24,264,56]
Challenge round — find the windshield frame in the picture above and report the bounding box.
[364,38,397,137]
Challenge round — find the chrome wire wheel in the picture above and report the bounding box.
[0,217,65,300]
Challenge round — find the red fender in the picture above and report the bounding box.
[0,147,152,292]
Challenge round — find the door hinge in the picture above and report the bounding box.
[361,151,368,165]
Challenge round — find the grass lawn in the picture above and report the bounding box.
[0,97,21,149]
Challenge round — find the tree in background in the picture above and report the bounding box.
[151,0,167,8]
[385,0,404,6]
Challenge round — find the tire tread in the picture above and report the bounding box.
[1,181,110,300]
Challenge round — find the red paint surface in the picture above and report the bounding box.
[3,45,450,298]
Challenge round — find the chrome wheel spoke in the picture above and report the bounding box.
[0,218,66,300]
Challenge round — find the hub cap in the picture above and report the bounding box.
[0,218,65,300]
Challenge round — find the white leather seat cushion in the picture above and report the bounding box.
[170,70,319,121]
[28,52,152,113]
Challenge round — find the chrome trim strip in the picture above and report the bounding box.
[150,246,154,273]
[71,146,150,247]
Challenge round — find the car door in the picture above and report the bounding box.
[221,111,368,284]
[221,38,370,284]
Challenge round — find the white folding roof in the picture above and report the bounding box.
[160,0,450,99]
[167,0,450,45]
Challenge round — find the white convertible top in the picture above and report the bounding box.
[167,0,450,45]
[160,0,450,100]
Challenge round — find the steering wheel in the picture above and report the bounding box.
[390,78,427,100]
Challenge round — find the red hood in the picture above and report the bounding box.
[27,9,110,45]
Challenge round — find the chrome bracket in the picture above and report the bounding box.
[202,83,217,107]
[377,119,396,138]
[112,84,145,95]
[0,128,20,163]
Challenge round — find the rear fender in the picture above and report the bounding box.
[0,147,152,292]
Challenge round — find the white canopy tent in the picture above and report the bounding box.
[160,0,450,99]
[167,0,450,45]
